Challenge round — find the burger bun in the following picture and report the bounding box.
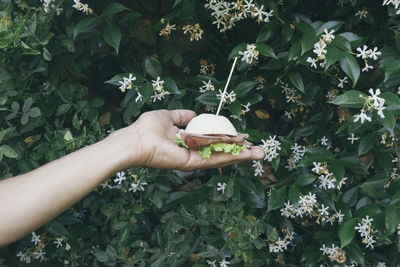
[184,113,238,136]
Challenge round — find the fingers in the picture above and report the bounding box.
[169,110,196,126]
[181,146,265,170]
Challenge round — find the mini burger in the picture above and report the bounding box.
[176,113,252,159]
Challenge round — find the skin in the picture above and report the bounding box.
[0,109,264,247]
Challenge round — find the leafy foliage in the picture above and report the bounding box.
[1,0,400,266]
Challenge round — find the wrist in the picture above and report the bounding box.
[101,125,143,172]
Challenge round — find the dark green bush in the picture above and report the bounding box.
[1,0,400,266]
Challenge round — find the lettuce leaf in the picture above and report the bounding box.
[175,137,189,148]
[176,138,246,159]
[198,142,246,159]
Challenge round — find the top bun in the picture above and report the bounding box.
[185,113,238,136]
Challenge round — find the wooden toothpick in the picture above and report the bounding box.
[216,57,238,116]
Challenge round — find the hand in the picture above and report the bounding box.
[110,109,265,171]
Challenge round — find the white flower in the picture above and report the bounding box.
[238,44,259,65]
[217,182,227,194]
[318,204,329,216]
[368,47,381,60]
[362,62,373,72]
[242,102,251,113]
[206,260,217,267]
[199,80,215,93]
[335,210,345,223]
[376,105,386,118]
[312,162,324,174]
[354,112,372,123]
[53,237,63,248]
[322,28,335,42]
[260,135,281,161]
[114,171,126,185]
[320,136,328,146]
[65,243,71,251]
[32,248,47,262]
[219,258,230,267]
[347,133,359,144]
[284,110,294,119]
[135,91,143,103]
[368,88,385,108]
[355,9,368,19]
[118,74,136,92]
[152,77,164,92]
[216,89,236,103]
[356,45,370,59]
[128,181,148,192]
[16,251,31,263]
[307,57,317,68]
[31,232,41,245]
[313,41,327,57]
[337,177,348,190]
[252,160,264,176]
[318,173,336,190]
[338,76,348,88]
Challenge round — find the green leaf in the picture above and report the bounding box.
[346,241,365,265]
[43,47,52,61]
[105,245,117,262]
[289,42,301,61]
[235,81,257,97]
[342,187,358,207]
[340,156,369,174]
[316,21,345,34]
[339,54,360,87]
[164,77,180,94]
[339,219,356,248]
[48,221,69,236]
[325,46,343,70]
[288,184,300,204]
[20,41,40,55]
[144,56,162,79]
[228,101,242,117]
[103,24,121,54]
[57,103,72,116]
[228,43,246,60]
[0,145,18,158]
[256,43,276,58]
[23,97,33,113]
[173,0,182,7]
[301,33,318,55]
[93,248,107,262]
[256,23,276,42]
[288,71,304,93]
[329,90,366,108]
[385,206,400,235]
[21,113,29,125]
[73,17,102,39]
[0,32,14,49]
[27,107,41,118]
[195,92,219,106]
[0,127,14,144]
[294,174,317,186]
[267,186,286,212]
[376,110,396,132]
[358,132,376,156]
[380,92,400,106]
[102,2,131,18]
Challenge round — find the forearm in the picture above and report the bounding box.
[0,128,136,246]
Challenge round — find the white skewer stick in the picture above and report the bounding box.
[216,56,238,116]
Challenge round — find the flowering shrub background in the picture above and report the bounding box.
[1,0,400,266]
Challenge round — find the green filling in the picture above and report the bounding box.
[176,137,246,159]
[175,137,189,149]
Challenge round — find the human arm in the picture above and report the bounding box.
[0,109,264,246]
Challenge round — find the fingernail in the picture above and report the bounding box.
[251,147,265,159]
